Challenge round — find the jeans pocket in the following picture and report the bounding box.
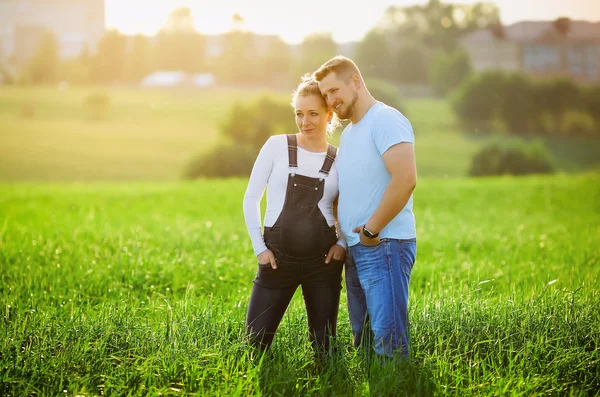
[398,241,416,277]
[357,239,385,249]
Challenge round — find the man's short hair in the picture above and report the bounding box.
[313,55,361,83]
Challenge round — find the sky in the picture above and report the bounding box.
[105,0,600,43]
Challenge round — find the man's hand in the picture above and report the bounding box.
[257,249,277,269]
[353,225,381,246]
[325,244,346,264]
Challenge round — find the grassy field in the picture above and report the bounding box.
[2,86,599,182]
[1,174,599,395]
[0,86,262,181]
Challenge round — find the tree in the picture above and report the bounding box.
[365,78,406,114]
[126,34,152,82]
[430,49,472,95]
[583,85,600,127]
[155,7,205,73]
[489,23,506,39]
[26,31,59,84]
[382,0,500,51]
[354,29,394,81]
[163,7,195,33]
[59,45,92,84]
[499,73,538,133]
[451,70,507,130]
[552,17,572,36]
[297,33,337,75]
[231,13,245,31]
[91,29,127,83]
[213,31,260,84]
[552,17,572,75]
[533,78,581,129]
[155,32,205,73]
[260,36,292,86]
[393,43,430,84]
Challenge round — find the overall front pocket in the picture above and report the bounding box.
[291,183,318,208]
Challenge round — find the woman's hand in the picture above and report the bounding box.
[257,249,277,270]
[325,244,346,264]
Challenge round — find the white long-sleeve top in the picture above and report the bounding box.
[243,134,346,256]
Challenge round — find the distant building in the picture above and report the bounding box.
[461,20,600,81]
[0,0,105,68]
[141,71,215,88]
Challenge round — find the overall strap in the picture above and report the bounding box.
[286,134,298,171]
[319,144,338,176]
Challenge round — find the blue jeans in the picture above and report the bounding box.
[346,238,416,357]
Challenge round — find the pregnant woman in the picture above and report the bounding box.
[243,74,345,353]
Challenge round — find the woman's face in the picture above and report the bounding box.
[293,94,332,140]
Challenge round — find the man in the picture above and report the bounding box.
[314,56,417,357]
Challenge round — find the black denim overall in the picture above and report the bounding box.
[246,135,343,352]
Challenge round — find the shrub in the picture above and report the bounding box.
[84,93,110,121]
[537,78,581,116]
[470,138,555,177]
[560,110,597,137]
[531,79,582,132]
[365,78,406,115]
[499,73,538,133]
[534,110,556,135]
[582,85,600,126]
[255,95,295,132]
[452,72,595,137]
[183,143,257,179]
[430,49,472,96]
[185,95,297,179]
[451,70,507,131]
[531,82,597,137]
[220,95,295,151]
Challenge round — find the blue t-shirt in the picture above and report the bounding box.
[337,101,416,246]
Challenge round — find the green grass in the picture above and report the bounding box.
[0,86,272,181]
[2,86,599,182]
[1,174,599,395]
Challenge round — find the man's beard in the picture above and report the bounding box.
[336,92,358,120]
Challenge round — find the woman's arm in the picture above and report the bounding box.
[332,195,346,250]
[242,138,275,257]
[326,194,346,263]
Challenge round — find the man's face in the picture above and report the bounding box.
[318,72,358,121]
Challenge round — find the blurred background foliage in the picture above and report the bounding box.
[1,0,599,181]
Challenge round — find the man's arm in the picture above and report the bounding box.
[364,142,416,235]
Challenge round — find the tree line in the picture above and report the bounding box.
[453,71,600,138]
[10,0,499,90]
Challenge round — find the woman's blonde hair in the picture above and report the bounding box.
[291,73,340,136]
